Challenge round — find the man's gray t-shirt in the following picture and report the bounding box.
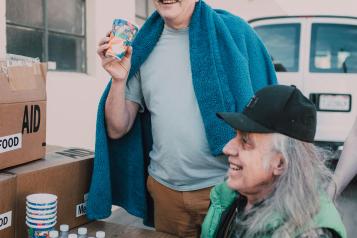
[125,26,228,191]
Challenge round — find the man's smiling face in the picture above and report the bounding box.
[223,131,280,197]
[152,0,197,25]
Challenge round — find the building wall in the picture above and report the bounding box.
[45,0,136,149]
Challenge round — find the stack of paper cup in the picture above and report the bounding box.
[26,193,57,238]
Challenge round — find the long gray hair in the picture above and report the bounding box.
[235,133,335,238]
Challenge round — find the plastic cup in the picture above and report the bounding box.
[26,220,56,228]
[105,19,139,60]
[26,211,57,220]
[27,226,54,238]
[26,220,56,238]
[26,219,57,229]
[27,200,57,207]
[26,202,57,211]
[27,207,57,216]
[26,193,57,205]
[26,215,57,224]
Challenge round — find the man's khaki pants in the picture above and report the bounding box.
[147,176,212,238]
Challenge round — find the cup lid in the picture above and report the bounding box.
[60,224,69,232]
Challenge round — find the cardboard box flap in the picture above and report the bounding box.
[0,63,46,104]
[6,148,94,174]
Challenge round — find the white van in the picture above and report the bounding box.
[250,16,357,152]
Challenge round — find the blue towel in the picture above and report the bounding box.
[87,0,277,226]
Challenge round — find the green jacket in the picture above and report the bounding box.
[201,182,347,238]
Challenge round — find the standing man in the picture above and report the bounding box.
[87,0,277,237]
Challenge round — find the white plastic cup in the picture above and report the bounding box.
[27,207,57,216]
[26,220,57,229]
[26,215,57,225]
[26,220,56,230]
[26,211,57,220]
[26,201,57,210]
[26,193,57,205]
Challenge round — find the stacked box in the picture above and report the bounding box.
[6,147,94,238]
[0,173,16,238]
[0,63,47,170]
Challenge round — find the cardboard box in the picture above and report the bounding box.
[0,63,47,170]
[0,173,16,238]
[6,147,94,238]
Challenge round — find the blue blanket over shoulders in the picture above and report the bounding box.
[86,0,277,226]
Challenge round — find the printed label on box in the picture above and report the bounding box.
[55,148,94,159]
[0,211,12,231]
[84,193,88,202]
[0,133,22,154]
[76,203,87,217]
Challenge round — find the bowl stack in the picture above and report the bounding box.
[26,193,57,237]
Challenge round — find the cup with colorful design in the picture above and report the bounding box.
[105,18,139,60]
[26,220,56,238]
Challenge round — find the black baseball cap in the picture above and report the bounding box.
[217,85,317,142]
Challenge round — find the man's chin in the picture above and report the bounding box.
[226,178,239,191]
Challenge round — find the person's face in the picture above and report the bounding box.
[223,131,283,197]
[152,0,197,23]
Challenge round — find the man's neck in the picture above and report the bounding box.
[165,20,189,30]
[243,186,274,212]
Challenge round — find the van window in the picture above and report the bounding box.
[254,24,300,72]
[310,23,357,73]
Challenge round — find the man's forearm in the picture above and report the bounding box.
[105,79,131,139]
[334,125,357,195]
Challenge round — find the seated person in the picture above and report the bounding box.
[201,85,346,238]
